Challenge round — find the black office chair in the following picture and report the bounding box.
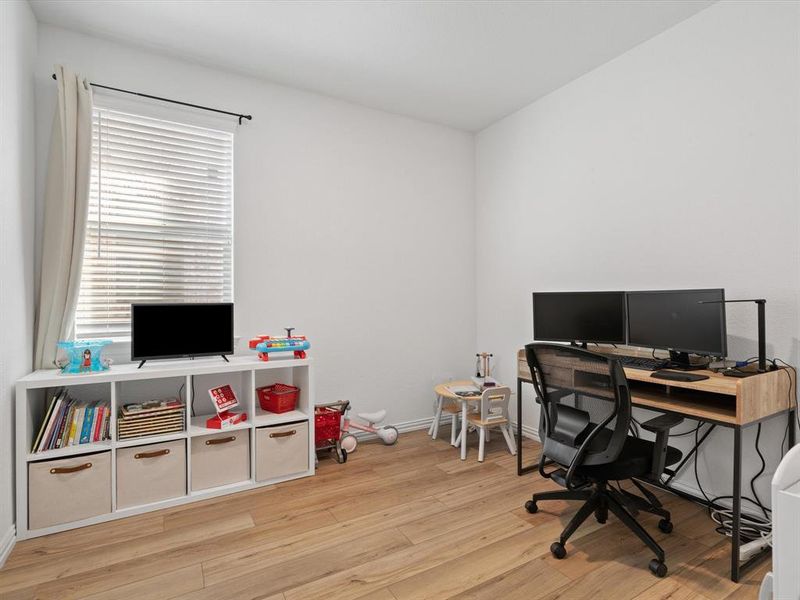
[524,343,684,577]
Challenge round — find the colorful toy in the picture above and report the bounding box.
[249,327,310,362]
[206,384,248,429]
[339,405,398,454]
[56,340,113,374]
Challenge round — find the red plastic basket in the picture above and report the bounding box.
[257,383,299,413]
[314,407,342,446]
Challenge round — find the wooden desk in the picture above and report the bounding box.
[515,347,796,582]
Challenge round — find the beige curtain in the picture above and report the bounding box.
[33,65,93,369]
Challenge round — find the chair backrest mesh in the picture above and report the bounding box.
[524,343,631,468]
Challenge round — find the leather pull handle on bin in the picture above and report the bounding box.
[135,449,170,459]
[206,436,236,446]
[50,462,92,475]
[269,430,296,439]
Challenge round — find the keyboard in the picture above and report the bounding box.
[609,355,670,371]
[651,370,709,382]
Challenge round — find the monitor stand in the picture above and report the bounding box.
[667,351,709,371]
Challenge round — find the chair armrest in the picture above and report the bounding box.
[641,414,683,481]
[641,414,683,433]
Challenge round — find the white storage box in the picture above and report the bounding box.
[191,431,250,491]
[29,451,111,529]
[255,421,309,482]
[117,439,186,509]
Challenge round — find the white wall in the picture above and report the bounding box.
[0,0,37,560]
[25,0,798,526]
[476,0,800,505]
[34,25,476,428]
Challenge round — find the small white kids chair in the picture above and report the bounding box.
[429,394,461,446]
[466,386,517,462]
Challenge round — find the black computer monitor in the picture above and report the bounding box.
[533,291,627,345]
[626,289,727,363]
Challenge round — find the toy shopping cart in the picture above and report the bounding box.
[315,400,350,464]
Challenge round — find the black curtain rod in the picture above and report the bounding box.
[51,73,252,125]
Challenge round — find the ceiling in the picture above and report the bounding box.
[30,0,715,131]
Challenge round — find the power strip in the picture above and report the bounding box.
[740,534,772,562]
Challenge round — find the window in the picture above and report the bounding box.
[75,106,234,340]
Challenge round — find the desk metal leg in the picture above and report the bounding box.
[517,378,523,475]
[731,425,742,582]
[460,401,468,460]
[516,378,540,476]
[790,408,796,448]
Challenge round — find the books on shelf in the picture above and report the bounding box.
[117,397,185,440]
[31,390,111,453]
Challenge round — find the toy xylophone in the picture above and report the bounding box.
[248,328,310,362]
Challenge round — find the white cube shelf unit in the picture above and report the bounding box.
[16,355,315,539]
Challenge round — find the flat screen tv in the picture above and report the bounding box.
[131,303,234,367]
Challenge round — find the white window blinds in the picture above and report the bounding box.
[75,106,234,340]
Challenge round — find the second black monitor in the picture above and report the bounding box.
[626,289,727,357]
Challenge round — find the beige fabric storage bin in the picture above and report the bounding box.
[256,421,309,482]
[191,430,250,491]
[29,451,111,529]
[117,439,186,509]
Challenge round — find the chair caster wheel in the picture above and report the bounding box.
[658,519,673,534]
[525,500,538,514]
[649,559,668,578]
[596,517,607,524]
[550,542,567,559]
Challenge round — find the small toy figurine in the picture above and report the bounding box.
[56,340,113,374]
[81,349,92,372]
[249,327,310,362]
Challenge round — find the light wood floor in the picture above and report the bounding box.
[0,428,767,600]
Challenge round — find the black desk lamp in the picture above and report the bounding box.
[698,298,767,373]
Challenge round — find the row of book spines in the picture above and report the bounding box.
[33,393,110,453]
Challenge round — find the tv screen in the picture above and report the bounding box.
[533,291,626,344]
[131,303,234,361]
[626,289,727,357]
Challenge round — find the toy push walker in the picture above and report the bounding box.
[249,328,310,362]
[314,400,399,464]
[315,401,349,464]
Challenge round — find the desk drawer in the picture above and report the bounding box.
[29,451,111,529]
[117,439,186,509]
[521,361,574,388]
[518,359,532,381]
[255,422,309,482]
[191,431,250,491]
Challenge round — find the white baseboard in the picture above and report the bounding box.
[350,414,541,444]
[517,422,540,441]
[0,524,15,569]
[651,477,706,504]
[350,415,437,441]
